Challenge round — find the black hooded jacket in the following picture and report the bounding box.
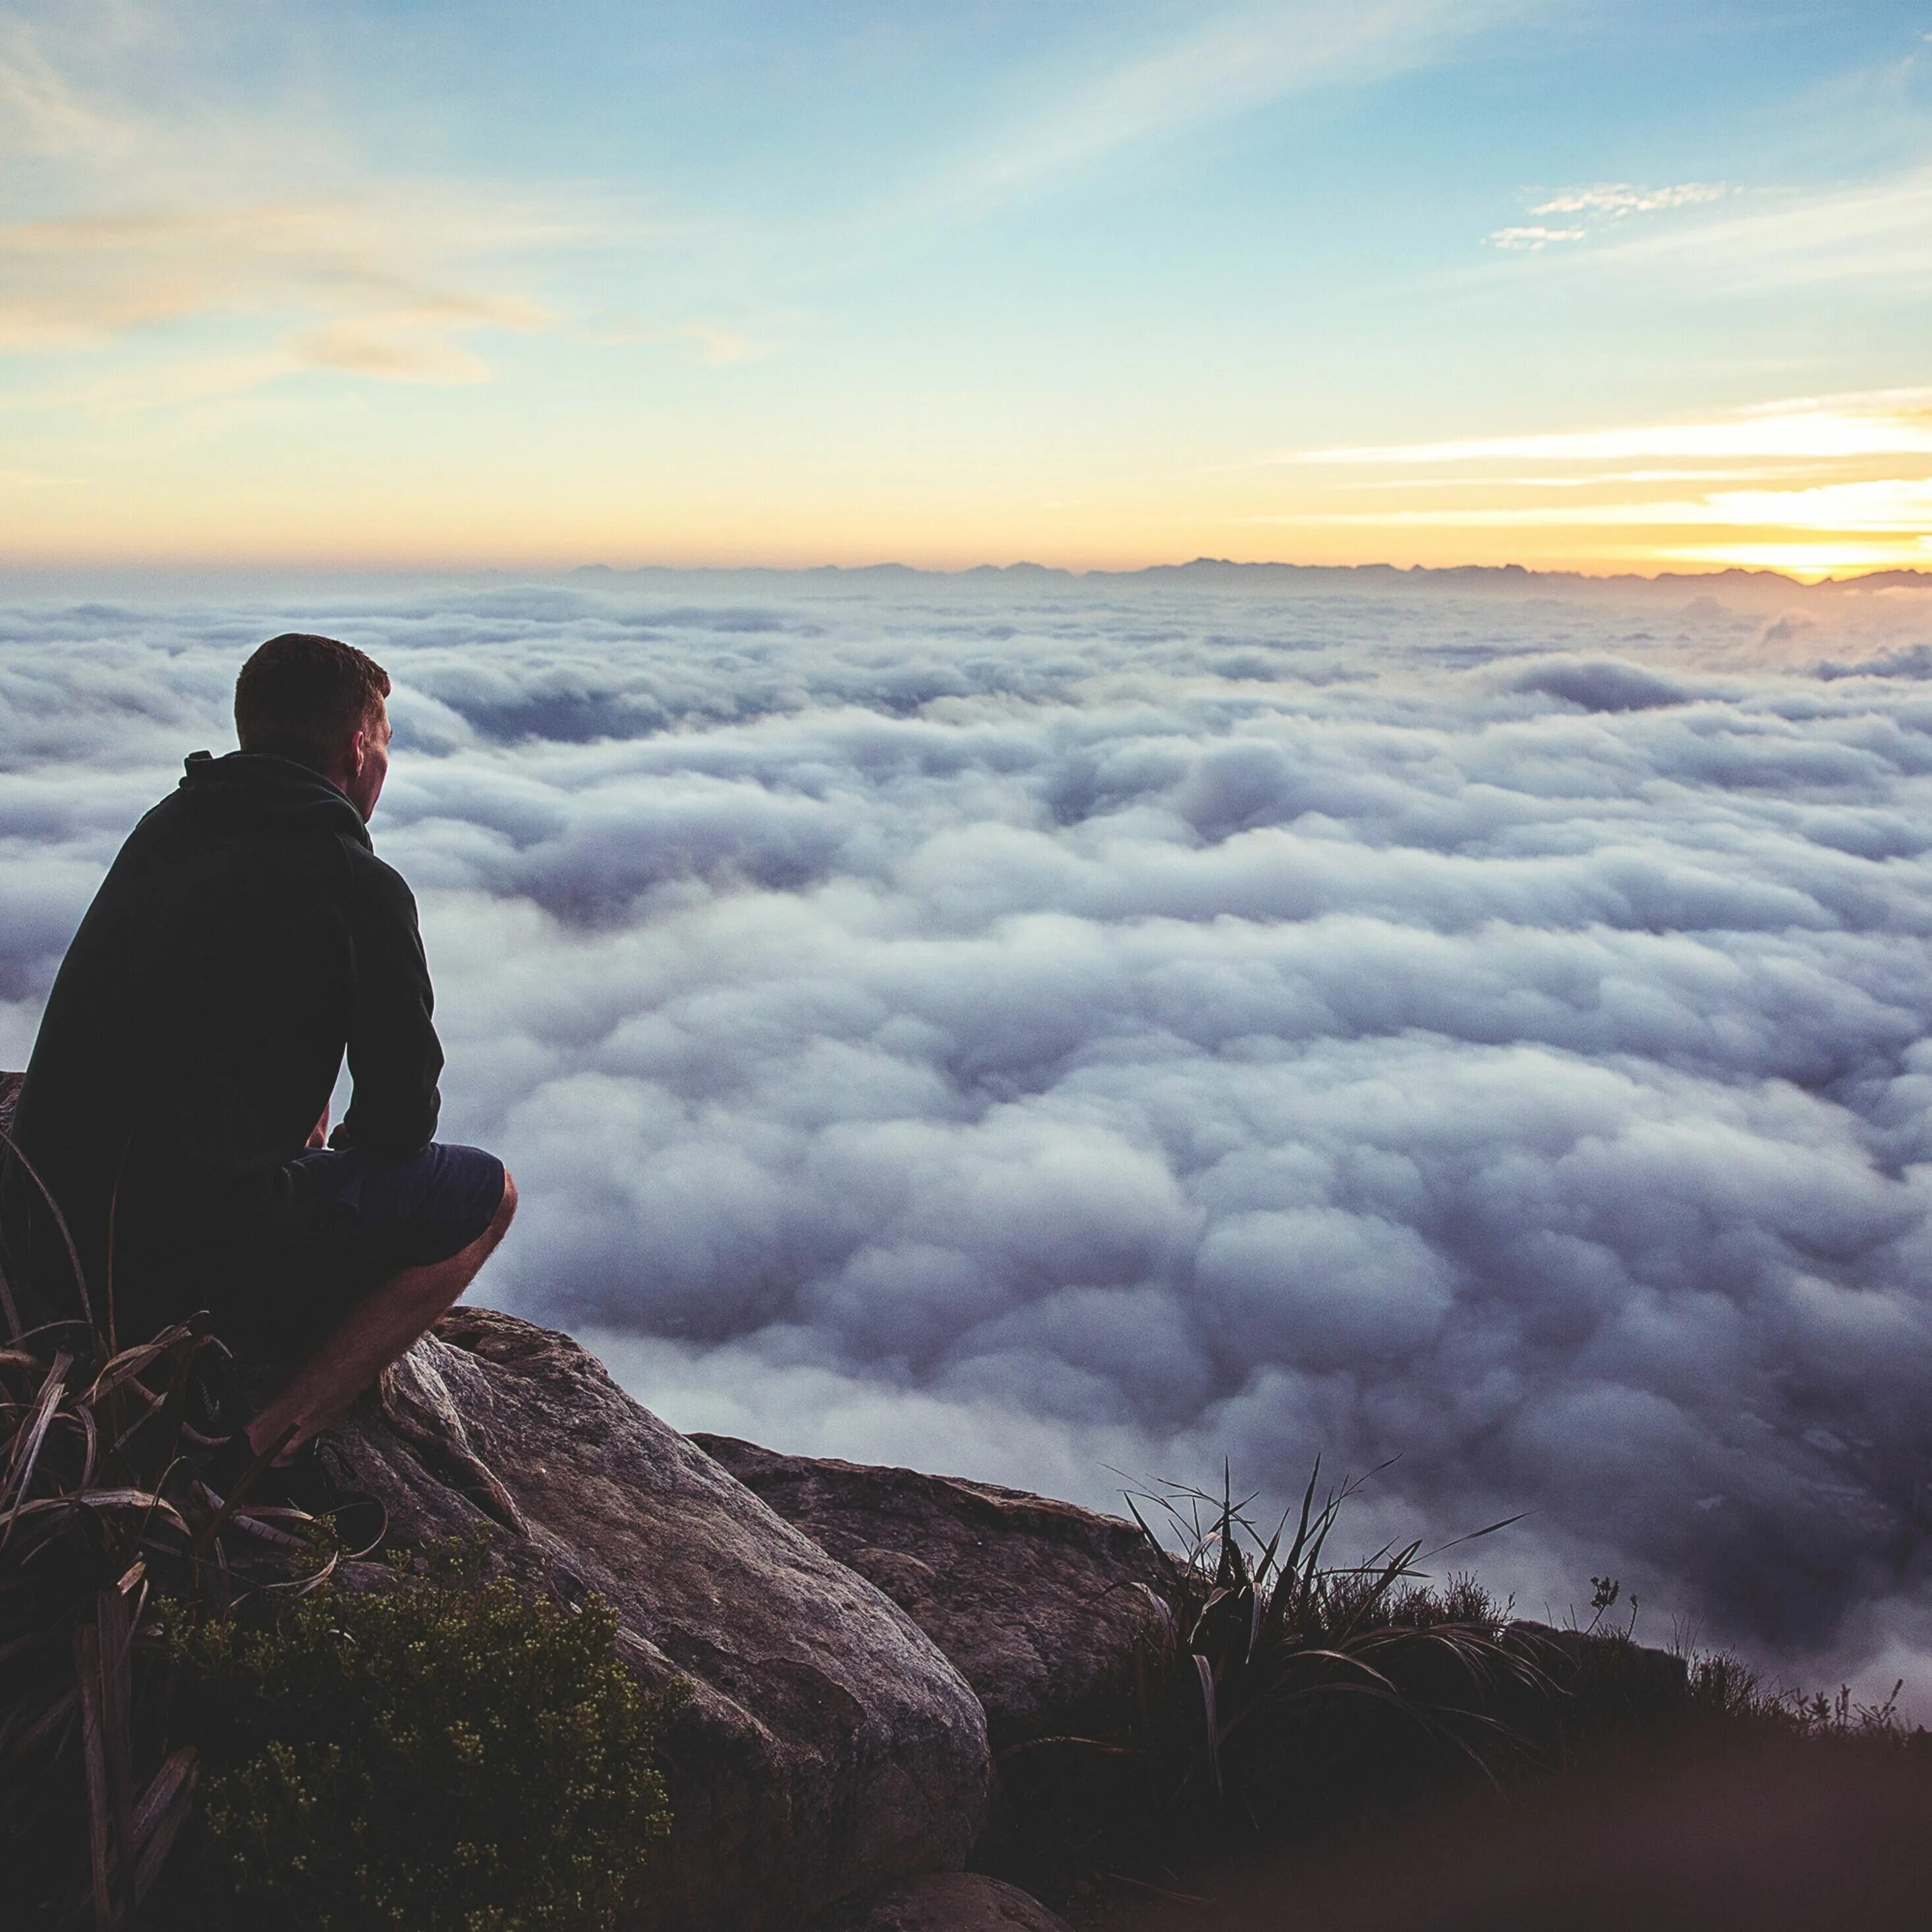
[1,751,442,1340]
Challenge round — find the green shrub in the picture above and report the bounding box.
[163,1540,679,1932]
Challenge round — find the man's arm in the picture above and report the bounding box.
[330,853,443,1158]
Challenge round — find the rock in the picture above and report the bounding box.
[813,1872,1075,1932]
[329,1311,990,1932]
[691,1436,1175,1754]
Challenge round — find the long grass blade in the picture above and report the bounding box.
[0,1125,92,1330]
[9,1487,190,1532]
[0,1350,74,1543]
[55,1390,101,1501]
[74,1619,112,1931]
[0,1245,21,1342]
[131,1748,198,1906]
[1420,1512,1529,1560]
[1191,1653,1222,1797]
[192,1421,297,1556]
[1188,1584,1231,1647]
[86,1326,200,1408]
[1,1682,77,1761]
[97,1585,136,1921]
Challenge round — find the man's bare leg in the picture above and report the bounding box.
[244,1170,517,1463]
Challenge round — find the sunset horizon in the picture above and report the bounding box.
[8,550,1931,588]
[7,4,1929,579]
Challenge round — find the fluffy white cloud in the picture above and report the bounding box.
[9,564,1932,1699]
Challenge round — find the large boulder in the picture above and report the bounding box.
[330,1311,990,1932]
[691,1436,1175,1755]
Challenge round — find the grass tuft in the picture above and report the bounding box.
[993,1460,1547,1904]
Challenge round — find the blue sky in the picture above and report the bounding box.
[4,0,1931,571]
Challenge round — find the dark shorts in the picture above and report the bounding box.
[293,1141,507,1280]
[213,1141,505,1363]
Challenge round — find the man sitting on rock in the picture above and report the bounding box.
[0,632,516,1518]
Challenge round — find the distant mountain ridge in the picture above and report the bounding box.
[567,557,1932,596]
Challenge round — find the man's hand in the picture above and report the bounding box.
[307,1106,329,1150]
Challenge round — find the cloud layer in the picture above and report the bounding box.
[8,568,1932,1694]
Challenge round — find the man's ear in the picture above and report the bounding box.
[347,727,368,778]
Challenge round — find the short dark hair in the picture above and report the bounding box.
[235,633,391,771]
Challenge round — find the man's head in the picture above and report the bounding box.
[235,633,393,821]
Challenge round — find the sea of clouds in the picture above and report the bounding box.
[7,564,1932,1697]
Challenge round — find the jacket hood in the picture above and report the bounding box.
[177,750,372,848]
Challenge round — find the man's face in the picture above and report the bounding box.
[343,702,393,822]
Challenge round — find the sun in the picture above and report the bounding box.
[1655,538,1932,581]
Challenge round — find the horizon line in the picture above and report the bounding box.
[7,554,1931,590]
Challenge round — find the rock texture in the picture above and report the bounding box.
[331,1311,990,1932]
[814,1873,1074,1932]
[693,1436,1174,1755]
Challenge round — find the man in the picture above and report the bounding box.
[0,633,515,1508]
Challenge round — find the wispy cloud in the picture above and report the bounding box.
[1336,469,1812,490]
[1,199,561,391]
[1488,225,1586,250]
[1258,392,1932,572]
[942,0,1529,210]
[1269,393,1932,467]
[0,7,147,164]
[1593,166,1932,287]
[0,6,592,395]
[587,320,770,365]
[1487,181,1728,250]
[1259,478,1932,532]
[1529,183,1727,217]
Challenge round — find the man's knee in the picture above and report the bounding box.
[492,1166,517,1236]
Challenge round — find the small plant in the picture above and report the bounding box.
[990,1458,1545,1904]
[162,1535,679,1932]
[1120,1460,1537,1831]
[1581,1574,1640,1639]
[1686,1649,1909,1744]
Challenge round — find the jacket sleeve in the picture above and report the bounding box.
[331,851,443,1158]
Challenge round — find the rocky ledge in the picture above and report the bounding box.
[336,1311,1002,1932]
[334,1307,1179,1929]
[693,1435,1174,1758]
[299,1316,1713,1930]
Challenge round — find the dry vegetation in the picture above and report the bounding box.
[993,1462,1926,1916]
[0,1133,671,1931]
